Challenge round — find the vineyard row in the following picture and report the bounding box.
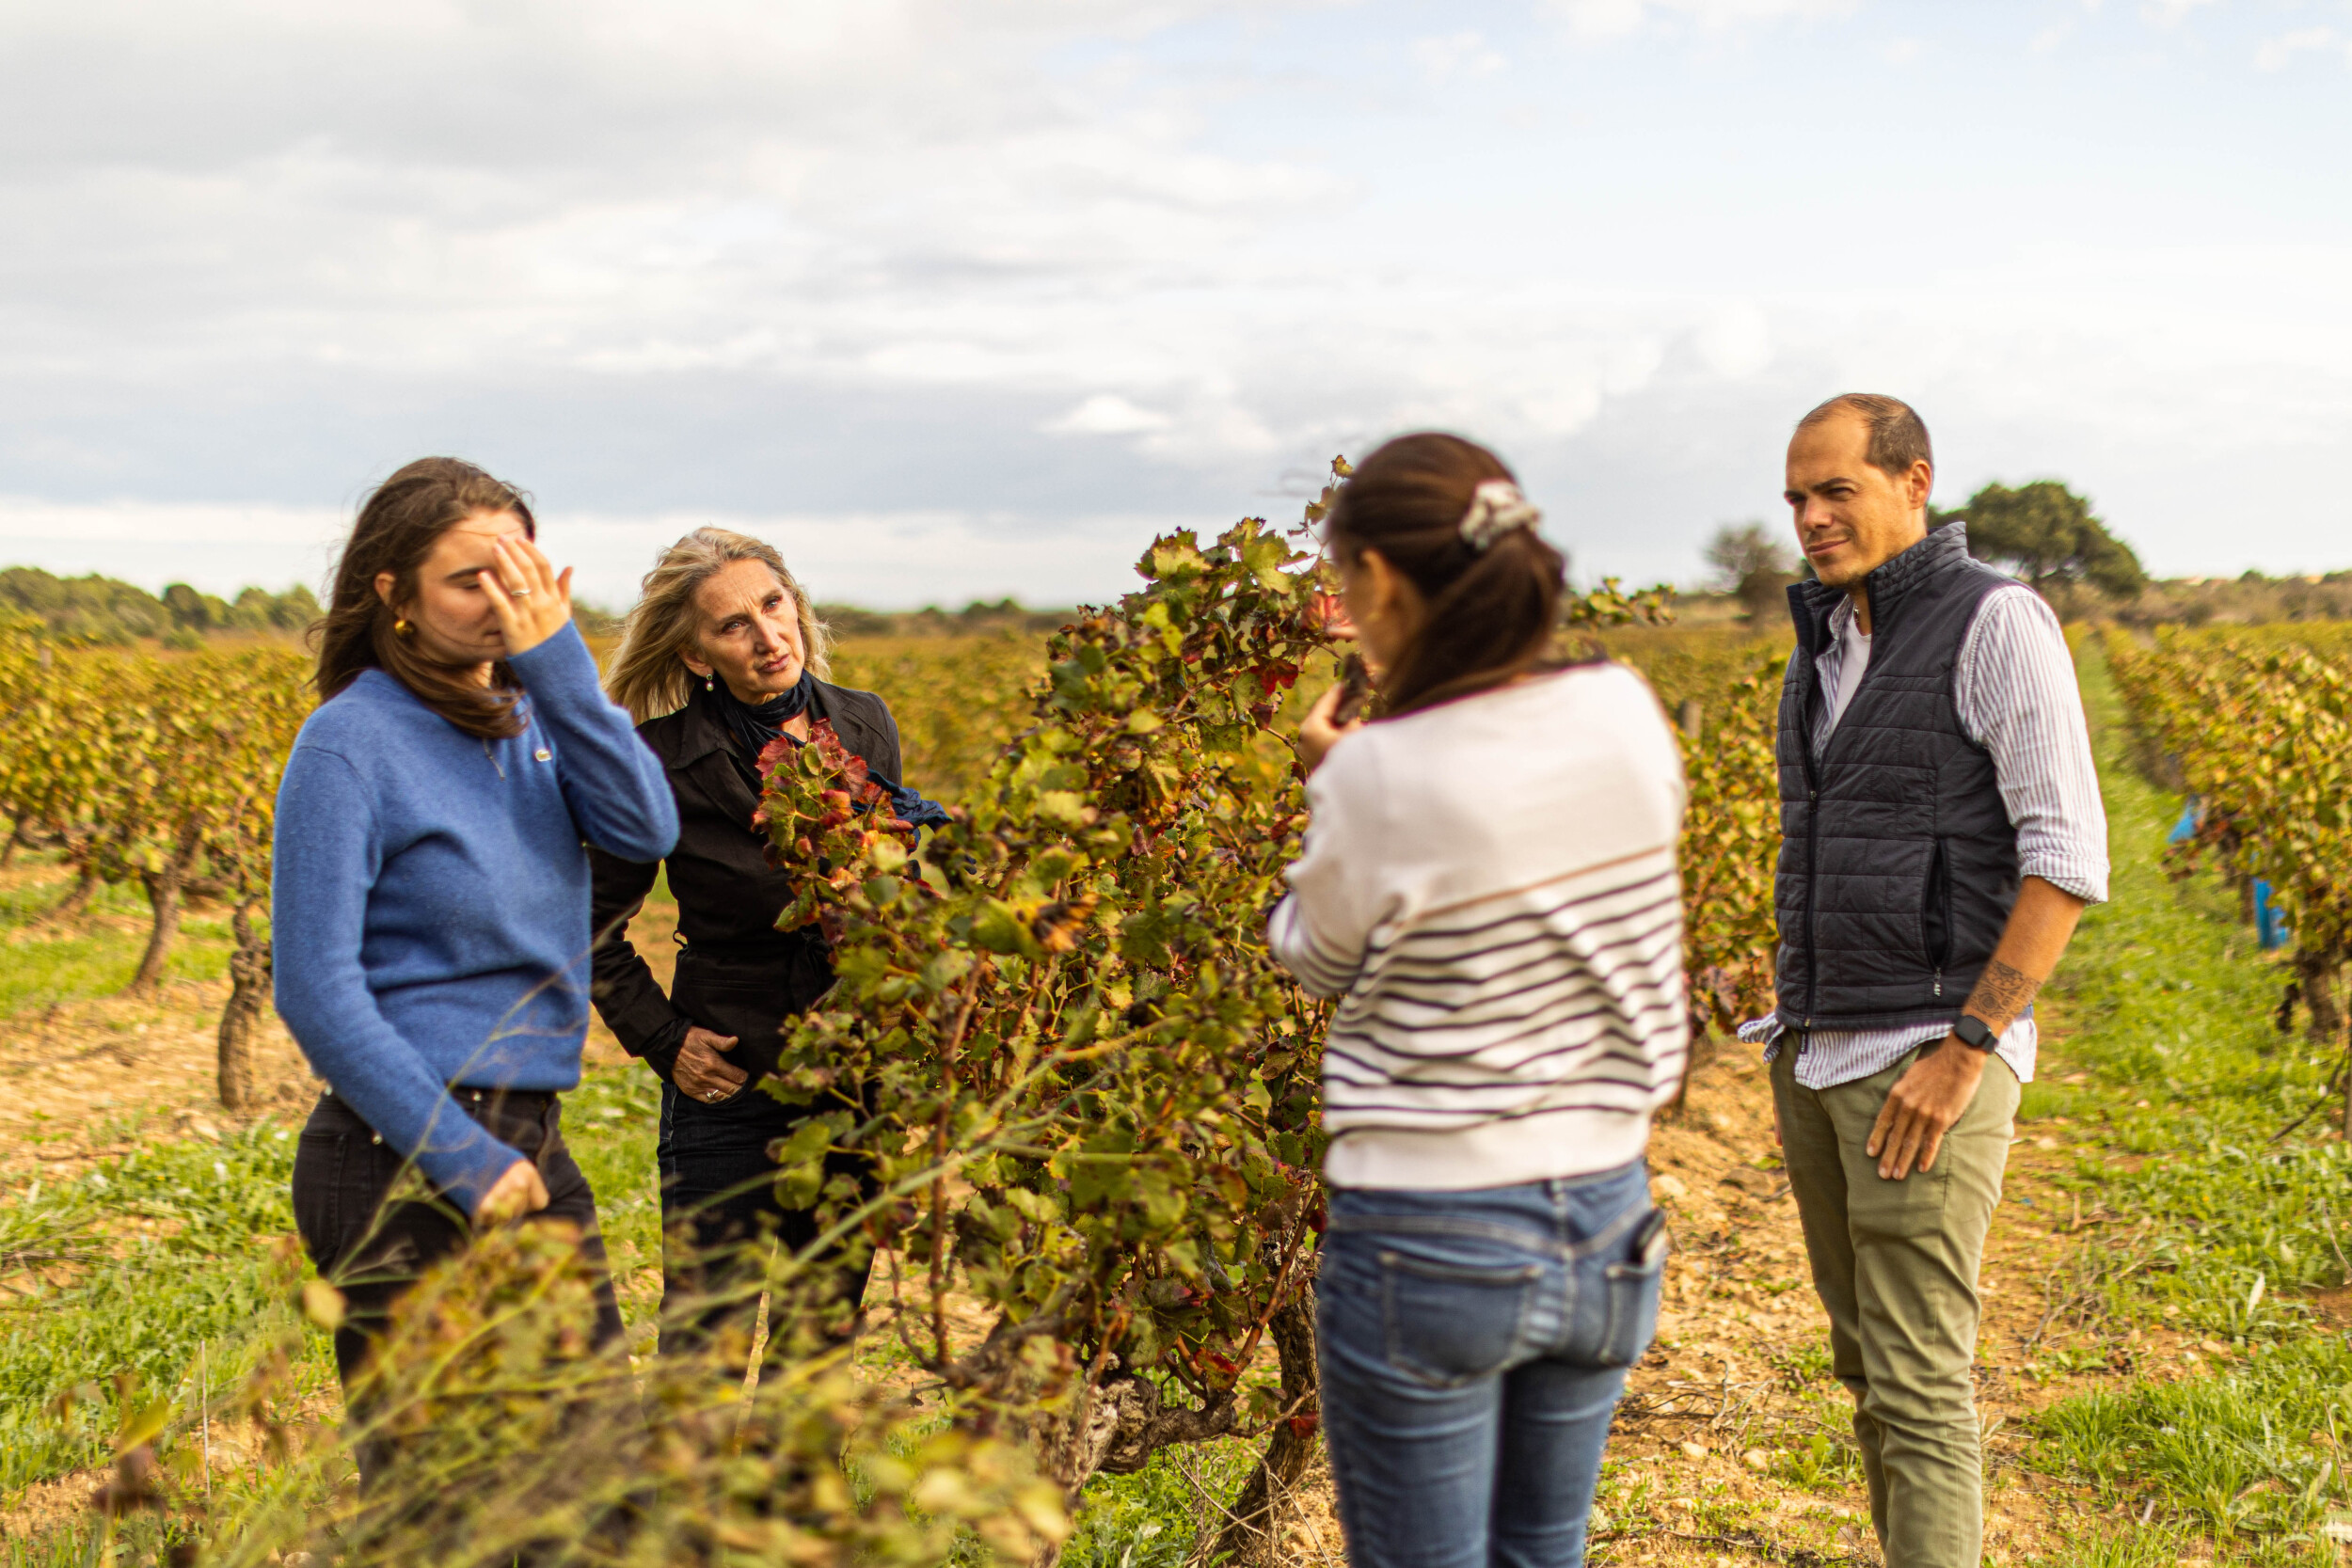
[2106,626,2352,1122]
[0,596,1791,1106]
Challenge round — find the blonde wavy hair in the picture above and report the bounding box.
[604,527,833,722]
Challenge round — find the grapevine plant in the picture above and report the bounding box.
[0,628,309,1065]
[745,473,1692,1554]
[2109,629,2352,1116]
[1671,652,1784,1037]
[751,506,1341,1555]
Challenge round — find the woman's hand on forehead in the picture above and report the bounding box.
[484,532,575,659]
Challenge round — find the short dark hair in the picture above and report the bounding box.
[1795,393,1932,480]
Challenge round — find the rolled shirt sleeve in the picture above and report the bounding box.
[1955,586,2109,906]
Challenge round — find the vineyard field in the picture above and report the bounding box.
[3,586,2351,1564]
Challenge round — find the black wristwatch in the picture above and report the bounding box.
[1951,1015,1999,1053]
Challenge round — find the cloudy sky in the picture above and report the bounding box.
[2,0,2348,609]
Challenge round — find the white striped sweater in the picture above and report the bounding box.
[1269,663,1690,1190]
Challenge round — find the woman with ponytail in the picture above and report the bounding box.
[1270,434,1689,1566]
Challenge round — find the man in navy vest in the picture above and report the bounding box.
[1745,394,2108,1567]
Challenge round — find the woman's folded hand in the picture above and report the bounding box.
[675,1026,749,1103]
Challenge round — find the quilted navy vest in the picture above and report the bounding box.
[1772,523,2022,1032]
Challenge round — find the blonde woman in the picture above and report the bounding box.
[591,528,941,1370]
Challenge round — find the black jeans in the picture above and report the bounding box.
[291,1086,625,1486]
[657,1080,876,1369]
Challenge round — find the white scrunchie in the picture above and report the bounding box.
[1458,480,1542,553]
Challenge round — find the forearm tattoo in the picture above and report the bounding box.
[1963,958,2042,1030]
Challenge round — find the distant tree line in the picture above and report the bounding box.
[0,566,321,649]
[814,596,1074,638]
[0,567,1072,648]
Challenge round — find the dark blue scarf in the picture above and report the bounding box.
[704,673,950,833]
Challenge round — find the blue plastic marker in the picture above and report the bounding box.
[2255,879,2290,952]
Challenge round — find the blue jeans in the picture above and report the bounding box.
[1316,1161,1665,1568]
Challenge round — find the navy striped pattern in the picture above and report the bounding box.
[1274,843,1688,1137]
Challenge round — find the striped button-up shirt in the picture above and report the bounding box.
[1738,584,2107,1090]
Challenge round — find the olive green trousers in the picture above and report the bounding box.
[1771,1043,2019,1568]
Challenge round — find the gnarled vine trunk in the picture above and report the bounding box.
[52,860,99,922]
[2304,952,2344,1051]
[1209,1270,1323,1566]
[128,826,201,996]
[218,902,270,1110]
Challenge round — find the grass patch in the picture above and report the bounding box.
[1059,1436,1265,1568]
[2021,643,2352,1539]
[2021,1524,2230,1567]
[553,1064,667,1340]
[0,869,235,1013]
[0,1062,670,1493]
[0,861,671,1494]
[0,1118,322,1489]
[1772,1431,1867,1493]
[2039,1333,2352,1537]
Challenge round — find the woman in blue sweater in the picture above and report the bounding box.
[274,458,678,1482]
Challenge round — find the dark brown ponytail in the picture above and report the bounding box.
[1325,433,1567,718]
[314,457,538,739]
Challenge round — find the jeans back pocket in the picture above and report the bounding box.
[1378,1249,1540,1387]
[1596,1210,1668,1367]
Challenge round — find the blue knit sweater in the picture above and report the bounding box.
[272,624,678,1211]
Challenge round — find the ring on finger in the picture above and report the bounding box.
[509,587,532,599]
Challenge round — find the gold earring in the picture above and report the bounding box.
[393,617,414,637]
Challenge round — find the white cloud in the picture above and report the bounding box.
[561,509,1174,610]
[1695,305,1772,379]
[2255,25,2349,71]
[0,0,1346,391]
[1043,394,1175,436]
[1883,36,1923,63]
[2139,0,2222,25]
[0,498,1180,610]
[0,499,350,597]
[0,498,340,546]
[1412,30,1507,78]
[1546,0,1858,40]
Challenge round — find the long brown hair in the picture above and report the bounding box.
[603,528,833,723]
[314,457,539,739]
[1325,433,1567,717]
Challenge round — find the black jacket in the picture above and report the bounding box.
[588,679,904,1083]
[1772,523,2023,1033]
